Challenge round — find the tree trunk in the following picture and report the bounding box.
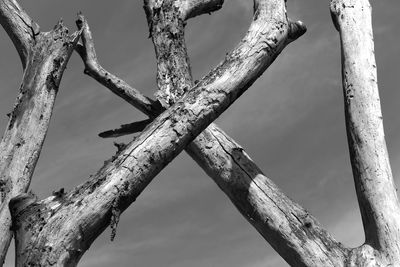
[0,0,81,263]
[331,0,400,265]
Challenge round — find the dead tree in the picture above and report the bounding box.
[0,0,398,266]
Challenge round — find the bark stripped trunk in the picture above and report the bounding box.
[8,1,306,265]
[331,0,400,265]
[0,0,81,263]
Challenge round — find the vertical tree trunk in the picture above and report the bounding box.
[0,0,81,262]
[331,0,400,265]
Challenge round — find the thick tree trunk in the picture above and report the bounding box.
[9,1,306,265]
[331,0,400,265]
[0,1,81,263]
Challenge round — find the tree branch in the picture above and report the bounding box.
[99,119,153,138]
[75,15,159,117]
[331,0,400,264]
[0,0,39,69]
[10,1,308,265]
[179,0,224,20]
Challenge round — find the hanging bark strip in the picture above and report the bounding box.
[0,0,81,264]
[331,0,400,265]
[9,0,306,265]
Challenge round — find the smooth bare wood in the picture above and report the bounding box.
[179,0,224,20]
[9,1,306,265]
[331,0,400,265]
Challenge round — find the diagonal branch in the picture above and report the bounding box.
[0,0,39,69]
[331,0,400,263]
[77,3,345,267]
[75,16,160,117]
[9,1,308,266]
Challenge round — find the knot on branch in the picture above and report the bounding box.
[9,192,38,231]
[287,20,307,43]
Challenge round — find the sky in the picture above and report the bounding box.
[1,0,400,266]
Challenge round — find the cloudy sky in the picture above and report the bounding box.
[1,0,400,266]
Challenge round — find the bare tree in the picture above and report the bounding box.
[0,0,398,266]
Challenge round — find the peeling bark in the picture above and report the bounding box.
[9,1,306,265]
[331,0,400,265]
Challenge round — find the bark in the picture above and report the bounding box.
[9,1,306,265]
[0,1,81,263]
[331,0,400,265]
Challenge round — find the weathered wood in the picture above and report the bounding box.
[179,0,224,20]
[0,0,37,69]
[74,17,159,117]
[9,1,306,265]
[331,0,400,265]
[0,1,81,262]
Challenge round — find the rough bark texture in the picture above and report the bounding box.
[0,1,81,263]
[331,0,400,265]
[9,1,306,265]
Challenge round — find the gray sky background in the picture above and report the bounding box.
[1,0,400,266]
